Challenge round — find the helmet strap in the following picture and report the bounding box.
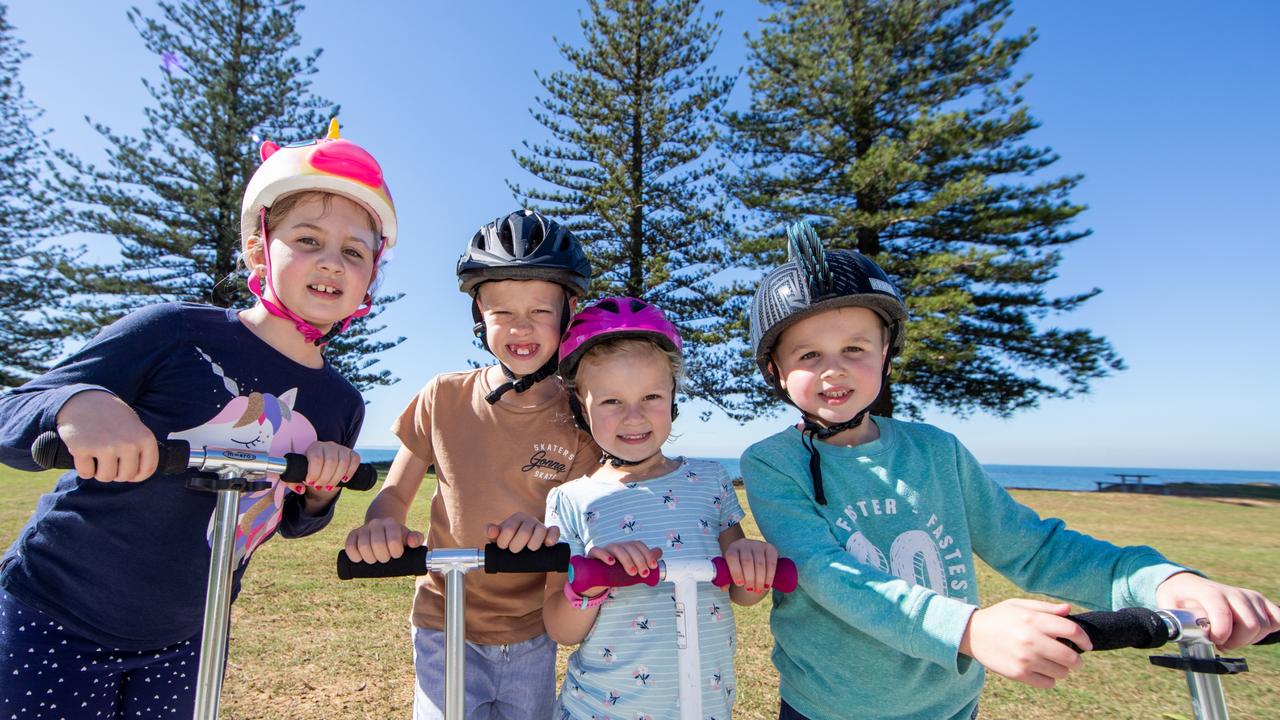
[480,290,573,404]
[600,450,657,468]
[484,356,559,404]
[785,323,899,506]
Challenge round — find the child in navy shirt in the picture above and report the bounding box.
[0,121,396,719]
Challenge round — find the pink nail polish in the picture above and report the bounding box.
[326,485,335,491]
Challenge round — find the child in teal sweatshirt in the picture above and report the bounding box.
[740,222,1280,720]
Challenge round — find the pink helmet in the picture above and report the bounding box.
[558,297,683,381]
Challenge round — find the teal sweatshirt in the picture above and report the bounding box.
[741,417,1186,720]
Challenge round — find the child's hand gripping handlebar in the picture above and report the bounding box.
[1064,607,1279,719]
[31,430,380,491]
[1065,607,1280,652]
[567,552,799,720]
[335,543,571,580]
[567,554,800,593]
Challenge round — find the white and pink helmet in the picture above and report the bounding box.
[241,119,396,345]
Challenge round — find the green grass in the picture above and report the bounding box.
[2,467,1276,719]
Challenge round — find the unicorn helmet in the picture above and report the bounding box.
[240,119,396,346]
[241,118,396,250]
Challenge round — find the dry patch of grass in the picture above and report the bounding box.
[2,470,1276,719]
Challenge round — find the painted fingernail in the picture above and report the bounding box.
[764,584,771,590]
[341,475,348,482]
[326,485,335,491]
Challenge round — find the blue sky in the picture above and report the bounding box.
[9,1,1279,470]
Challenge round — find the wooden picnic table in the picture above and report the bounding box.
[1095,473,1156,492]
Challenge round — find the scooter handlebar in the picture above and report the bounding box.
[31,430,378,491]
[1065,608,1280,651]
[1067,608,1170,651]
[484,542,570,574]
[568,555,798,594]
[337,543,570,581]
[32,430,191,476]
[337,546,430,580]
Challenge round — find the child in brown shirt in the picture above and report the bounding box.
[344,210,600,720]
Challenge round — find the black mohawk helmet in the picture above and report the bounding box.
[747,221,909,506]
[748,221,907,384]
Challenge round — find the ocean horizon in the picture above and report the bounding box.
[353,449,1278,493]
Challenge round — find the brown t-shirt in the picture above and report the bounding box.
[392,368,600,644]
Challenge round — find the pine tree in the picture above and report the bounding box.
[510,0,738,416]
[724,0,1123,419]
[0,3,73,386]
[56,0,401,390]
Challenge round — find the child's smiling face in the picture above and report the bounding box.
[576,343,675,464]
[253,193,379,328]
[475,279,567,374]
[772,306,889,428]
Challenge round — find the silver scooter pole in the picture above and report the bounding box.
[337,543,569,720]
[32,432,379,720]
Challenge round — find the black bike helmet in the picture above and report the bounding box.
[457,209,592,296]
[748,221,908,505]
[459,209,593,404]
[749,221,907,385]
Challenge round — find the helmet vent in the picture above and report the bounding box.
[628,298,648,313]
[598,298,620,313]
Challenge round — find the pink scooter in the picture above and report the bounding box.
[568,554,799,720]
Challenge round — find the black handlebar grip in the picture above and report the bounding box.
[31,431,190,476]
[1068,608,1170,652]
[1257,630,1280,646]
[31,431,76,470]
[344,464,379,491]
[484,543,570,574]
[280,454,309,483]
[279,454,378,491]
[336,546,429,580]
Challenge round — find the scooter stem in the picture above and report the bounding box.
[193,472,242,720]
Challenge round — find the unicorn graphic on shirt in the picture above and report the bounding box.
[169,347,318,566]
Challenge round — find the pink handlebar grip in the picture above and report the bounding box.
[568,555,661,593]
[569,555,799,594]
[711,557,798,593]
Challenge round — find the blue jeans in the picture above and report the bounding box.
[412,626,557,720]
[0,587,203,719]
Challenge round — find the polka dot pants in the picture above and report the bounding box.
[1,588,203,719]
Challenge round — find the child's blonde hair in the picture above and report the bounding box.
[565,337,684,398]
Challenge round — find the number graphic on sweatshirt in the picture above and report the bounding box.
[844,529,946,594]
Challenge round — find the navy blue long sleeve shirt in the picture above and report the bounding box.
[0,303,364,649]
